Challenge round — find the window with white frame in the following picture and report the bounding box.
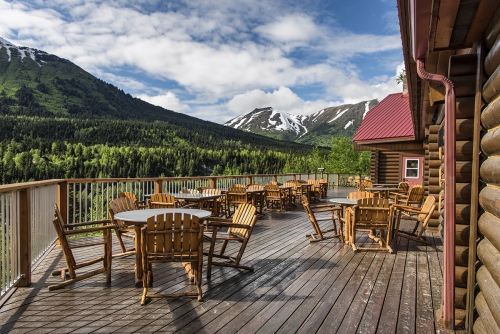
[405,159,419,178]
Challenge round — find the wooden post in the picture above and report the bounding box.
[57,181,68,224]
[210,177,216,189]
[247,176,252,185]
[155,180,163,194]
[18,188,31,287]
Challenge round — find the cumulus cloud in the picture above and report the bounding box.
[136,92,191,113]
[0,0,404,123]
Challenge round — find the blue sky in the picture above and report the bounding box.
[0,0,403,123]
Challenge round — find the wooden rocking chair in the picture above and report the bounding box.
[225,186,248,217]
[108,197,138,257]
[346,198,394,253]
[393,195,436,244]
[203,203,257,278]
[119,191,146,209]
[394,184,425,207]
[141,212,203,304]
[301,195,343,243]
[148,193,179,208]
[50,204,113,290]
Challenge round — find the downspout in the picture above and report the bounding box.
[416,59,456,329]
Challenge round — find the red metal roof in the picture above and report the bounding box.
[353,93,414,144]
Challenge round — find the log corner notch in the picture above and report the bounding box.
[416,58,456,329]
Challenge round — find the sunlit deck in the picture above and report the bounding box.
[0,187,448,333]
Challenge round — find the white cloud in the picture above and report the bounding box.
[0,0,404,123]
[136,92,191,113]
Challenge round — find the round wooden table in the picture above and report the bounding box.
[115,208,211,286]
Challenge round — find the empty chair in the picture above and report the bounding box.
[50,204,113,290]
[282,182,297,207]
[265,184,285,211]
[120,191,146,209]
[389,182,409,200]
[202,188,223,216]
[301,195,343,243]
[225,186,248,217]
[141,212,203,304]
[345,198,394,253]
[108,197,138,256]
[348,191,375,199]
[395,184,425,207]
[148,193,178,208]
[203,203,257,278]
[393,195,436,244]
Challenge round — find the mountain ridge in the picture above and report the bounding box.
[224,99,379,146]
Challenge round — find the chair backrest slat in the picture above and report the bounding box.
[230,203,256,236]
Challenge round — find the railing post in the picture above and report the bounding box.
[155,180,163,194]
[210,177,217,189]
[18,188,31,287]
[57,181,68,223]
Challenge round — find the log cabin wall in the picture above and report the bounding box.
[473,14,500,332]
[427,124,441,228]
[447,54,478,326]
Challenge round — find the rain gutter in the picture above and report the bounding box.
[410,0,456,329]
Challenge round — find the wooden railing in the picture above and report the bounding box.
[0,172,338,298]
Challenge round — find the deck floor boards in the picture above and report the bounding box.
[0,187,448,333]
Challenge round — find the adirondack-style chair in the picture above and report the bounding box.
[119,191,146,209]
[345,198,394,253]
[265,184,285,211]
[203,203,257,278]
[50,204,113,290]
[283,182,297,207]
[225,186,248,217]
[394,184,425,207]
[141,212,203,304]
[301,195,343,243]
[247,184,266,213]
[108,197,138,256]
[202,188,223,217]
[348,191,375,199]
[389,182,410,200]
[148,193,179,209]
[393,195,436,244]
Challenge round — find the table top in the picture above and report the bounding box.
[170,193,222,200]
[115,208,212,223]
[329,198,357,205]
[372,183,399,187]
[365,187,401,192]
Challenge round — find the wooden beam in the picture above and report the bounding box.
[433,0,461,50]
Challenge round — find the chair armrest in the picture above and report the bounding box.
[64,224,115,235]
[311,207,341,214]
[310,203,339,209]
[64,219,112,228]
[207,221,251,229]
[206,217,232,223]
[392,204,424,214]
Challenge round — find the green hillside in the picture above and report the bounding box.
[0,41,328,183]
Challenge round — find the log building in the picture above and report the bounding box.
[386,0,500,332]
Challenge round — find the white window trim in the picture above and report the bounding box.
[405,158,420,179]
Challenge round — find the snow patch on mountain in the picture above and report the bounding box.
[363,101,371,119]
[329,108,348,123]
[344,119,354,129]
[0,37,40,66]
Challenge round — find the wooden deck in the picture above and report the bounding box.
[0,188,448,333]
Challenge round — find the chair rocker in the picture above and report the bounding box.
[203,203,257,278]
[141,212,203,304]
[50,204,113,291]
[393,195,436,244]
[301,195,343,243]
[108,197,138,257]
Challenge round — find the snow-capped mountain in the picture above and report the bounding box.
[0,37,47,66]
[224,100,379,146]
